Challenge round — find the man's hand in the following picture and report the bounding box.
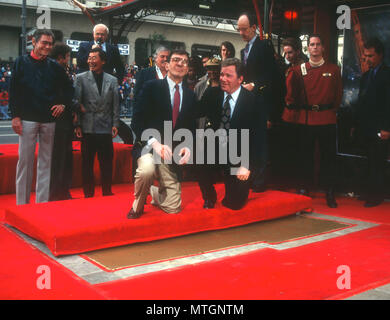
[75,127,83,138]
[152,141,172,161]
[79,103,86,114]
[242,83,255,91]
[112,126,118,138]
[178,147,191,165]
[92,44,100,49]
[12,117,22,135]
[236,166,250,181]
[379,130,390,140]
[51,104,65,118]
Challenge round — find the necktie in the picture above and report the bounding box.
[243,43,250,65]
[220,95,232,130]
[172,84,180,128]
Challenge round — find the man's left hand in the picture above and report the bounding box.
[112,127,118,138]
[237,166,250,181]
[379,130,390,140]
[178,147,191,165]
[242,83,255,91]
[51,104,65,118]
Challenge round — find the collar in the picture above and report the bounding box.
[248,35,257,47]
[224,85,241,102]
[166,75,182,90]
[309,58,325,68]
[30,50,46,61]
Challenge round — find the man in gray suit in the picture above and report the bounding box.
[74,47,120,197]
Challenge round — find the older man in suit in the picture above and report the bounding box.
[237,13,280,193]
[352,37,390,207]
[134,46,170,103]
[197,58,262,210]
[128,49,197,219]
[74,47,120,198]
[77,24,124,83]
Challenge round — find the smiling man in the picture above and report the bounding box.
[128,50,197,219]
[74,47,120,198]
[197,58,262,210]
[9,29,73,205]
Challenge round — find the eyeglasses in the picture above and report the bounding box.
[170,57,189,65]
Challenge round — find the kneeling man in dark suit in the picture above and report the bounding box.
[197,58,262,210]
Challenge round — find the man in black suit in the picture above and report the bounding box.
[352,37,390,207]
[197,58,262,210]
[127,50,197,219]
[77,23,124,83]
[134,46,170,103]
[237,13,280,193]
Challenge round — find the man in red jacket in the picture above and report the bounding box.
[285,34,343,208]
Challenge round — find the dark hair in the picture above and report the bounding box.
[282,37,302,52]
[307,34,323,46]
[221,41,236,58]
[168,49,189,62]
[89,47,107,62]
[50,42,71,60]
[33,29,55,43]
[364,37,385,56]
[239,12,257,27]
[221,58,245,78]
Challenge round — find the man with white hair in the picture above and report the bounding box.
[134,46,170,104]
[77,23,124,83]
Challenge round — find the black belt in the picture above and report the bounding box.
[302,104,333,111]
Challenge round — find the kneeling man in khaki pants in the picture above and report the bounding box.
[128,50,197,218]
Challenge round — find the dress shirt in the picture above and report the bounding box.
[156,65,165,79]
[166,76,183,112]
[94,41,106,52]
[244,36,257,60]
[223,86,241,118]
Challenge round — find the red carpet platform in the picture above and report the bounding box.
[4,182,311,256]
[0,142,133,195]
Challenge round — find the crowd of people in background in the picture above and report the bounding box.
[6,13,389,210]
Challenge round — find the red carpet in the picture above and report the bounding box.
[0,224,106,300]
[95,224,390,300]
[0,142,133,194]
[3,182,312,256]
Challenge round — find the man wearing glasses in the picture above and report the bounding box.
[9,29,73,205]
[128,50,197,219]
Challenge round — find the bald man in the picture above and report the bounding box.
[77,23,124,83]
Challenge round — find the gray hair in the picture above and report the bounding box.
[93,23,109,34]
[153,46,170,61]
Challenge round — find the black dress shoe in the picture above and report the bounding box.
[326,189,338,208]
[252,186,266,193]
[297,188,309,197]
[103,191,114,196]
[127,208,142,219]
[364,199,383,208]
[203,200,215,209]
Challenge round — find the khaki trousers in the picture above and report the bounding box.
[132,153,181,214]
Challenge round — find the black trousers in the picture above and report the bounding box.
[81,133,113,197]
[362,137,389,201]
[298,124,338,190]
[49,127,73,201]
[197,164,251,210]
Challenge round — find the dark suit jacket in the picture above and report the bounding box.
[355,64,390,139]
[199,86,262,170]
[241,37,282,119]
[134,66,158,103]
[131,77,197,161]
[77,41,124,83]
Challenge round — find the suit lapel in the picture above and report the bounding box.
[87,71,100,97]
[230,88,245,127]
[162,78,173,120]
[101,72,110,99]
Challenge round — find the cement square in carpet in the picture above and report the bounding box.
[82,215,352,271]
